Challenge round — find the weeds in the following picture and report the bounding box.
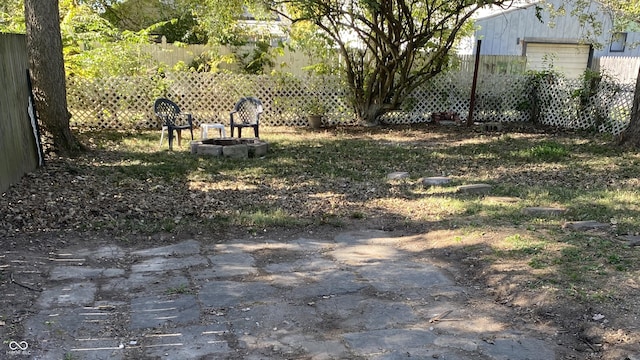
[64,352,79,360]
[515,141,570,162]
[166,284,192,295]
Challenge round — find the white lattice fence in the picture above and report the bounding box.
[600,83,634,135]
[537,78,633,135]
[67,75,161,129]
[68,73,358,129]
[67,72,634,135]
[381,73,530,124]
[267,75,355,126]
[473,75,531,122]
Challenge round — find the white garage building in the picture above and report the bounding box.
[458,0,640,78]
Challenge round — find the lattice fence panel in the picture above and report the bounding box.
[380,73,470,124]
[381,73,530,124]
[67,75,161,129]
[599,83,634,135]
[267,75,355,127]
[538,79,583,129]
[537,78,633,135]
[67,72,634,135]
[474,75,531,123]
[69,73,358,129]
[161,72,271,126]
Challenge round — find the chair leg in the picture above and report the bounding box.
[254,126,259,138]
[159,126,167,147]
[231,125,235,138]
[177,129,182,147]
[168,129,174,151]
[238,128,242,138]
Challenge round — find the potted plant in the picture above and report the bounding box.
[305,98,326,129]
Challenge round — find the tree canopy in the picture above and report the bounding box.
[266,0,513,124]
[0,0,25,32]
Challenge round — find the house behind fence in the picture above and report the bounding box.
[0,33,40,193]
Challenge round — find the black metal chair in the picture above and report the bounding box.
[154,98,194,150]
[230,97,263,138]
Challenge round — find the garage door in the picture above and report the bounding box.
[525,43,590,79]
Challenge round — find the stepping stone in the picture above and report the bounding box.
[457,184,492,194]
[387,171,409,180]
[197,281,278,308]
[132,240,201,257]
[522,207,567,216]
[422,176,451,186]
[50,266,125,281]
[131,255,208,273]
[101,273,189,293]
[621,235,640,246]
[342,329,437,356]
[37,282,97,309]
[141,325,230,358]
[130,295,200,329]
[484,196,520,203]
[201,252,258,277]
[563,221,609,231]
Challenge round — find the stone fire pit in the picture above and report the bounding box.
[190,138,269,159]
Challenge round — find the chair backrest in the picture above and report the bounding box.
[154,98,181,126]
[232,97,263,125]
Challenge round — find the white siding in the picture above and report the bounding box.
[460,0,622,57]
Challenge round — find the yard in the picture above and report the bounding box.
[2,123,640,359]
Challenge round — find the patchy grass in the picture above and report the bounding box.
[2,124,640,357]
[513,140,571,162]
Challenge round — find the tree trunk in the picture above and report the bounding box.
[619,66,640,147]
[353,99,384,126]
[24,0,83,155]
